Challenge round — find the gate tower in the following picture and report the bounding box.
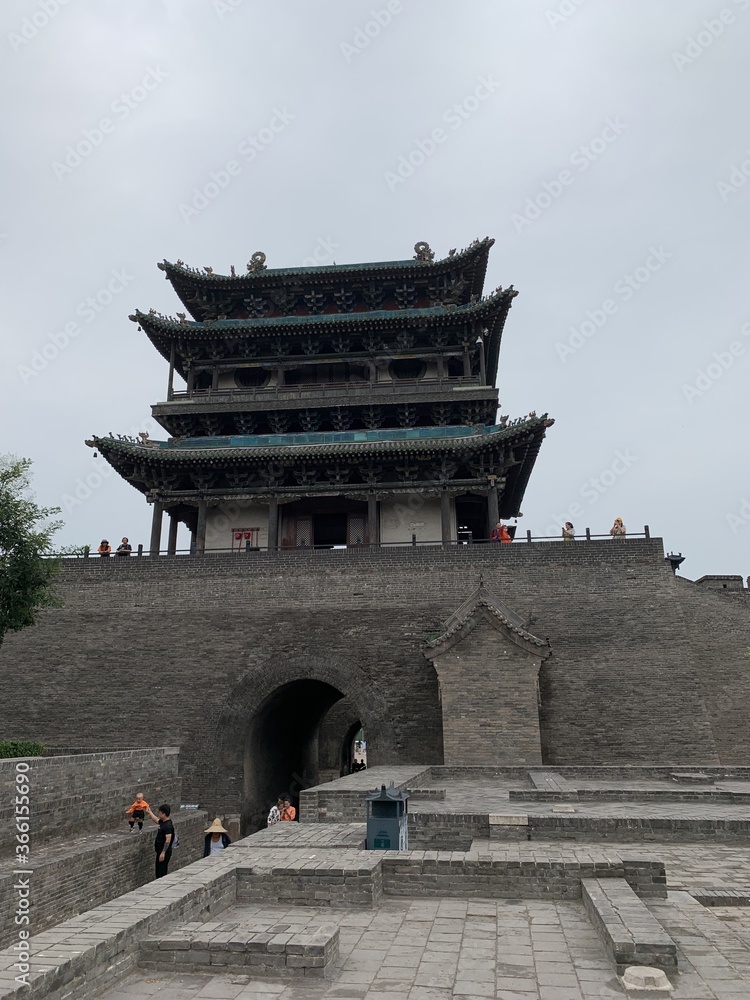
[87,239,553,551]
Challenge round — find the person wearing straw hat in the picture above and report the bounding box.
[203,818,231,857]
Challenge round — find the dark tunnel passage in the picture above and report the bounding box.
[242,679,345,832]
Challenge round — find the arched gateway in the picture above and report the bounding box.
[213,657,394,833]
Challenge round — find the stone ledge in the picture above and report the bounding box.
[139,919,339,977]
[691,888,750,907]
[582,877,677,973]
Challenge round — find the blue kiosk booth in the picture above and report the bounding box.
[365,783,409,851]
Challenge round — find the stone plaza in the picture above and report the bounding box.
[3,760,750,999]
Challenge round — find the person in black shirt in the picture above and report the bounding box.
[146,804,174,879]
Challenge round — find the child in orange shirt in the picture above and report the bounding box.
[125,792,150,833]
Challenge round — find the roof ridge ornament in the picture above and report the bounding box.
[413,241,435,264]
[247,251,267,273]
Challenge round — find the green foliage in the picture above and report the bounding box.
[56,544,90,557]
[0,740,46,758]
[0,456,63,646]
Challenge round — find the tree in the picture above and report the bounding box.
[0,457,62,646]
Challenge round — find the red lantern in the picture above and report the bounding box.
[235,532,242,540]
[244,531,252,539]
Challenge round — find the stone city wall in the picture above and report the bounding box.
[1,541,749,820]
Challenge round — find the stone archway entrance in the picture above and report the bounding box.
[242,679,345,832]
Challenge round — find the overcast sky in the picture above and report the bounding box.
[2,0,748,579]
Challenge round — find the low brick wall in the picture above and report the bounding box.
[0,810,207,949]
[381,853,667,900]
[528,814,750,841]
[140,919,339,977]
[299,766,429,824]
[0,852,239,1000]
[235,854,383,908]
[0,748,181,854]
[408,812,490,850]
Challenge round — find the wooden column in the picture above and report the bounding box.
[187,368,195,394]
[441,490,452,545]
[487,485,499,533]
[462,345,471,377]
[149,502,164,557]
[167,341,175,401]
[267,498,279,551]
[211,367,219,390]
[367,494,379,547]
[167,512,179,555]
[195,500,207,555]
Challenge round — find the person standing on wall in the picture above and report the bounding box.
[491,521,512,544]
[146,804,174,878]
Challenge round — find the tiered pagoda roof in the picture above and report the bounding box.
[89,238,553,539]
[156,237,495,321]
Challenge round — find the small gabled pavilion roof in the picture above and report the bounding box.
[425,582,552,660]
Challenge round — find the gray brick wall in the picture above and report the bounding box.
[1,541,748,820]
[0,749,181,854]
[0,809,206,948]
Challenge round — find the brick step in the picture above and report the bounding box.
[139,919,339,978]
[528,771,577,796]
[582,877,677,973]
[691,888,750,906]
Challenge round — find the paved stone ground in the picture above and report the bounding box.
[85,771,750,999]
[409,778,750,820]
[96,894,750,999]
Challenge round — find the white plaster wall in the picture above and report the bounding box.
[205,502,269,551]
[379,495,454,545]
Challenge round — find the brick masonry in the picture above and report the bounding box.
[1,540,749,824]
[0,749,181,854]
[0,809,207,950]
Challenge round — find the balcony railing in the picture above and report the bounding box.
[51,528,652,558]
[165,375,486,405]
